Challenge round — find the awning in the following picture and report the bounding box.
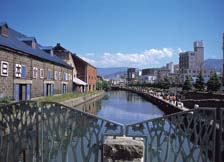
[73,77,87,86]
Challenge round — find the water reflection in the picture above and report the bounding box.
[76,90,164,124]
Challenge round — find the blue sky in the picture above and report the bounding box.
[0,0,224,68]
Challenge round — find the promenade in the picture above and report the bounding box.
[112,86,189,113]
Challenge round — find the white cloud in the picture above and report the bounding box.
[80,56,96,65]
[80,48,182,68]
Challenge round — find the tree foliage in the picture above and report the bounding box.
[195,71,205,91]
[183,76,192,91]
[96,80,110,91]
[207,73,221,92]
[159,76,171,89]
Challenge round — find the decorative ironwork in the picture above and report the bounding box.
[0,101,223,162]
[218,108,224,162]
[39,102,124,162]
[0,101,39,162]
[126,108,217,162]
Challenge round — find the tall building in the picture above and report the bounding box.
[166,62,174,73]
[179,41,205,83]
[127,68,136,84]
[194,41,204,70]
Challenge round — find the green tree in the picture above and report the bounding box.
[207,73,221,92]
[102,80,110,91]
[183,76,192,91]
[96,80,102,90]
[160,77,171,89]
[195,71,205,91]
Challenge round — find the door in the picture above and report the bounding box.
[14,84,30,101]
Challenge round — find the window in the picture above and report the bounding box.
[55,71,58,80]
[68,74,72,80]
[40,69,44,79]
[1,61,9,76]
[21,66,27,78]
[64,72,68,81]
[33,67,38,78]
[47,69,52,80]
[15,64,22,78]
[58,72,61,80]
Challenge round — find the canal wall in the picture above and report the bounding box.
[184,91,224,100]
[182,99,224,109]
[115,87,186,115]
[60,91,105,107]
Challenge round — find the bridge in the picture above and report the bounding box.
[0,101,223,162]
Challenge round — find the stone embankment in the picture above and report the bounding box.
[60,91,105,107]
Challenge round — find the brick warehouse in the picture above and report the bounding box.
[0,22,73,101]
[72,54,97,91]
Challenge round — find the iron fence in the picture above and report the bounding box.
[126,108,217,162]
[0,102,223,162]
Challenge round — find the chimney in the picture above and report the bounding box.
[0,23,9,37]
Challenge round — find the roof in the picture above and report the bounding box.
[53,43,70,53]
[18,37,36,42]
[39,46,53,50]
[0,22,8,28]
[73,77,87,85]
[72,54,96,69]
[0,23,72,69]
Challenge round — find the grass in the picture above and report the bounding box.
[34,90,103,102]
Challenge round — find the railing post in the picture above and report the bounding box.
[216,107,223,162]
[36,102,39,162]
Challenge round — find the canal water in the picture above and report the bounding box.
[75,90,164,124]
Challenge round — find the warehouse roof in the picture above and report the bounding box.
[0,23,72,69]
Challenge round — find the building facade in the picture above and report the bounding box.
[53,43,88,92]
[179,41,206,83]
[141,68,158,83]
[0,23,73,101]
[127,68,137,84]
[72,55,97,91]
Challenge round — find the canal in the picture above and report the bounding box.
[75,90,164,124]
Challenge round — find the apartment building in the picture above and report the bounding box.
[179,41,210,83]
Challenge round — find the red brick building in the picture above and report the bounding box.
[72,55,97,91]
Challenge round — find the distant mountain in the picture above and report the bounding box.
[204,59,223,72]
[97,67,128,76]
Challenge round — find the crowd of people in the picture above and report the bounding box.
[128,86,185,109]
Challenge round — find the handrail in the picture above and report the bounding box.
[0,101,223,162]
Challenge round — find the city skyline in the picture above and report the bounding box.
[0,0,224,68]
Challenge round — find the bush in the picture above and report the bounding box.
[0,97,11,106]
[207,73,221,92]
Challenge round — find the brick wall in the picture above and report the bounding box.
[0,47,73,100]
[0,49,14,98]
[87,65,96,91]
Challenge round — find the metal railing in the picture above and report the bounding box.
[0,101,223,162]
[0,101,123,162]
[126,108,219,162]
